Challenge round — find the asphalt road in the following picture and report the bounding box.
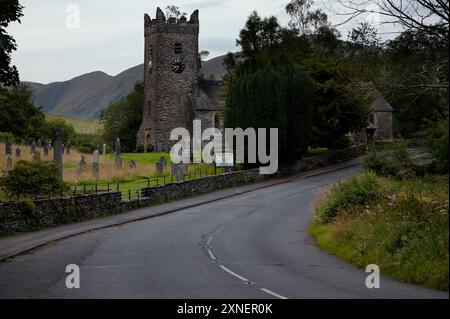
[0,166,447,299]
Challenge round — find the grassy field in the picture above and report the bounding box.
[310,172,449,290]
[45,113,103,135]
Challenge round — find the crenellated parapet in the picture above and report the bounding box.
[144,7,199,29]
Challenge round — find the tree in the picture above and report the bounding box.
[225,60,314,163]
[334,0,448,40]
[333,0,449,91]
[198,50,209,73]
[0,0,23,86]
[236,11,282,58]
[45,119,76,144]
[165,5,186,20]
[0,84,47,142]
[101,81,144,152]
[223,52,236,73]
[311,79,370,149]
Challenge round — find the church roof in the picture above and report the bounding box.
[191,80,223,112]
[361,82,394,112]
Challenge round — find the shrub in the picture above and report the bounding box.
[0,160,68,200]
[363,142,429,179]
[315,171,381,224]
[431,121,449,174]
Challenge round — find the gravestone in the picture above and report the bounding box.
[33,150,41,161]
[129,159,137,170]
[6,156,13,170]
[102,144,106,156]
[170,163,186,181]
[160,156,167,170]
[5,138,12,155]
[53,128,63,180]
[31,141,36,155]
[15,147,21,158]
[176,164,186,181]
[77,155,87,177]
[155,162,163,175]
[92,149,100,178]
[43,143,49,157]
[115,138,122,170]
[170,163,177,177]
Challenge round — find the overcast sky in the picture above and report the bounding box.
[7,0,394,84]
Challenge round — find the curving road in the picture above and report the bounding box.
[0,166,447,299]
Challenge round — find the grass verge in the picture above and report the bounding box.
[310,172,449,291]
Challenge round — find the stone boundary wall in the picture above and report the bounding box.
[0,145,366,235]
[0,192,122,235]
[279,144,366,176]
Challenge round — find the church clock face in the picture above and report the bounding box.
[171,59,185,74]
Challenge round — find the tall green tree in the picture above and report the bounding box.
[225,60,314,163]
[0,0,23,86]
[0,84,47,141]
[236,11,283,58]
[101,81,144,152]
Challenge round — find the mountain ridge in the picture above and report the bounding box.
[24,55,228,120]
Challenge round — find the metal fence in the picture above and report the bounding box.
[72,167,224,201]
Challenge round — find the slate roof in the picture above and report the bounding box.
[191,80,223,112]
[361,82,394,112]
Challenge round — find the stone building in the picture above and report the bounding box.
[137,7,222,151]
[363,82,394,140]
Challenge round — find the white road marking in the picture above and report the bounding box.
[260,288,288,299]
[219,265,249,282]
[207,249,216,261]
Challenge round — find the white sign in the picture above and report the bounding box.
[215,152,234,167]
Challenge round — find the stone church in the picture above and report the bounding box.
[137,7,222,151]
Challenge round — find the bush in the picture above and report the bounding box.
[431,120,449,174]
[315,171,381,224]
[0,160,68,200]
[363,142,429,179]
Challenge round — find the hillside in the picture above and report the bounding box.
[24,54,228,120]
[45,113,103,135]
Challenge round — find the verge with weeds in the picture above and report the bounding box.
[310,172,449,290]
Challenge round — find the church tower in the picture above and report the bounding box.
[137,7,199,151]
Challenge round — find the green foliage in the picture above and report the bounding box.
[236,11,283,58]
[225,59,314,163]
[101,81,144,153]
[44,119,76,144]
[0,0,23,86]
[363,142,434,179]
[314,171,381,224]
[310,75,369,149]
[432,123,449,174]
[0,160,68,200]
[0,85,48,142]
[312,174,449,290]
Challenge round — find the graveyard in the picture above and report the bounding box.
[0,140,222,201]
